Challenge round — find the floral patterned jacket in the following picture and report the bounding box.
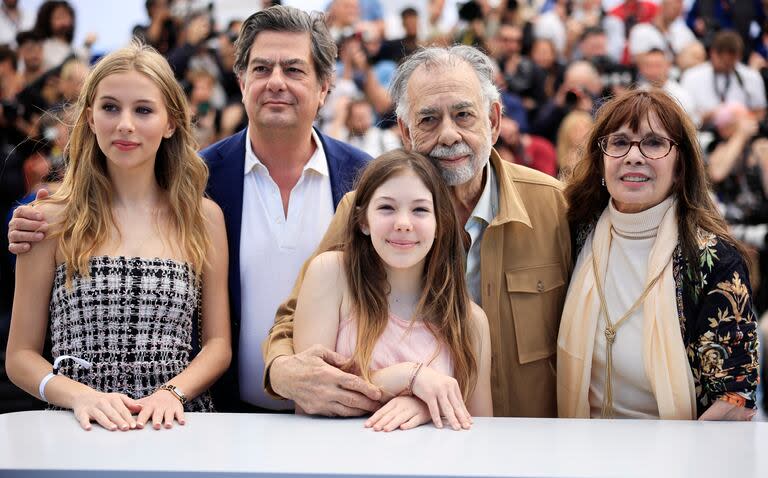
[575,225,760,416]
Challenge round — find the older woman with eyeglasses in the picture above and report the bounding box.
[558,89,759,421]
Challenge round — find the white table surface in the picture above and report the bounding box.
[0,411,766,477]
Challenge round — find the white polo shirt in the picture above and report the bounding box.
[238,128,335,409]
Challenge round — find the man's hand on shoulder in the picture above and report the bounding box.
[8,188,50,254]
[270,344,382,417]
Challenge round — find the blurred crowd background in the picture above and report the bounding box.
[2,0,768,413]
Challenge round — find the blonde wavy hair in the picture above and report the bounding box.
[50,41,210,283]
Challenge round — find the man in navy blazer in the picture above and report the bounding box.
[198,6,379,412]
[200,126,371,412]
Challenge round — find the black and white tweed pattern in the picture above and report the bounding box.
[49,256,214,412]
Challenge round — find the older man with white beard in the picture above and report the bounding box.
[263,45,573,419]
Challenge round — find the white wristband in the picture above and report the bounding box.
[38,355,93,403]
[38,372,56,402]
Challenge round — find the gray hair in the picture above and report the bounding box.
[233,5,337,85]
[389,45,501,124]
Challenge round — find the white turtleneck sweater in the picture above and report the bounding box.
[589,196,675,419]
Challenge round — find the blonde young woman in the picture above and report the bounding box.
[6,42,231,431]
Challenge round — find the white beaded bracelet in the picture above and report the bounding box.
[38,355,93,402]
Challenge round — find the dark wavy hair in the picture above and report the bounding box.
[565,88,746,270]
[33,1,75,43]
[342,149,477,399]
[232,5,336,85]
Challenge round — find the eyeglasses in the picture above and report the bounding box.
[598,134,677,159]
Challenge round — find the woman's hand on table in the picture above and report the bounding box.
[72,390,142,431]
[136,390,186,430]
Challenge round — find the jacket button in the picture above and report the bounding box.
[536,280,544,292]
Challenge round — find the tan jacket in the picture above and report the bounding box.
[263,150,572,417]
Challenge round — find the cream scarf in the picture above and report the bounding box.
[557,199,697,419]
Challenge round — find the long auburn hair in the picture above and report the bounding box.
[565,88,747,270]
[342,150,477,399]
[49,41,210,283]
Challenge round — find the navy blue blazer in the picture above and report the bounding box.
[199,128,371,411]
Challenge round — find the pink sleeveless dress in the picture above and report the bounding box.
[335,313,454,376]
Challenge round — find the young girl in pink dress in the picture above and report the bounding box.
[294,149,492,431]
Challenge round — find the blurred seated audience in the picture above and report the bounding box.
[578,26,634,98]
[674,39,706,78]
[604,0,659,64]
[187,68,218,149]
[496,115,557,177]
[556,109,593,179]
[681,30,767,125]
[374,7,420,64]
[494,22,546,116]
[687,0,764,59]
[132,0,178,55]
[0,0,35,47]
[635,48,697,126]
[52,57,86,108]
[531,60,601,144]
[15,30,44,87]
[530,37,564,101]
[327,96,400,158]
[32,0,94,71]
[706,101,768,313]
[628,0,696,59]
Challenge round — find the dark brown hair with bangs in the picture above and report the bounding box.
[565,88,746,270]
[341,149,477,400]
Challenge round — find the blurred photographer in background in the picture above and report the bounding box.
[374,7,420,65]
[494,22,546,117]
[675,39,706,77]
[53,57,86,108]
[0,45,27,147]
[326,95,400,158]
[681,30,766,126]
[707,102,768,226]
[318,26,392,133]
[686,0,765,60]
[627,0,695,60]
[187,68,218,148]
[32,0,95,71]
[706,101,768,321]
[555,109,593,179]
[132,0,178,55]
[167,7,215,79]
[635,48,697,126]
[577,26,635,98]
[531,60,602,144]
[530,37,564,104]
[495,114,557,177]
[326,0,385,45]
[15,30,44,87]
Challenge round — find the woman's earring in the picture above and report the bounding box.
[601,177,606,187]
[361,227,370,236]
